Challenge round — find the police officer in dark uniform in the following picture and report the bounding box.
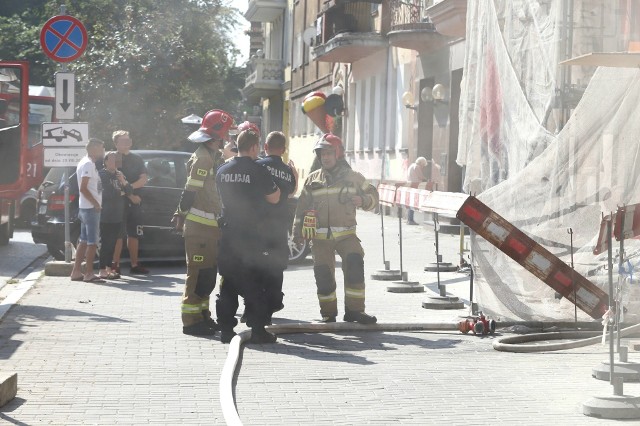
[216,129,281,344]
[256,131,297,321]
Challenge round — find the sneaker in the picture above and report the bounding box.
[343,311,377,324]
[249,327,277,344]
[220,330,237,344]
[320,316,336,323]
[183,322,216,336]
[130,265,149,274]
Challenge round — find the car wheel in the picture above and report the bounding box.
[47,228,81,261]
[47,242,66,261]
[288,230,310,264]
[0,222,9,246]
[19,199,36,228]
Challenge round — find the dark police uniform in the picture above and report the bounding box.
[215,156,279,334]
[256,155,296,318]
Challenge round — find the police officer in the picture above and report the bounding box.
[216,129,281,344]
[293,134,379,324]
[172,109,234,336]
[256,131,297,321]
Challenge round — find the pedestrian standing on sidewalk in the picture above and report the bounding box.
[256,131,297,322]
[293,134,379,324]
[172,109,233,336]
[406,157,427,225]
[111,130,149,275]
[97,151,131,280]
[99,151,133,280]
[215,128,281,344]
[70,138,105,283]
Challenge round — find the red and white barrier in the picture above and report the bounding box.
[378,183,399,207]
[395,182,435,209]
[457,196,608,320]
[615,203,640,241]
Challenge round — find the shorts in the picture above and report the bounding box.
[122,201,143,238]
[79,208,101,245]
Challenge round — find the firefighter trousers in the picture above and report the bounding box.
[311,234,366,318]
[182,221,220,327]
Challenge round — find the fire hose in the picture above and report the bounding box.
[220,322,458,426]
[220,320,640,425]
[492,321,640,353]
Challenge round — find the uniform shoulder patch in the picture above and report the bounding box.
[196,168,208,177]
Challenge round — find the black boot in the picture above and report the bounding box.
[220,330,237,344]
[249,327,277,344]
[343,311,377,324]
[183,321,217,336]
[202,311,219,331]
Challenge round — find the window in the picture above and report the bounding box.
[145,157,177,188]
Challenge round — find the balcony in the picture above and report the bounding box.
[387,0,449,52]
[242,58,284,102]
[312,1,387,63]
[244,0,286,23]
[427,0,467,38]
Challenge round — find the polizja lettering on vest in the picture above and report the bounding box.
[219,173,251,183]
[265,165,292,182]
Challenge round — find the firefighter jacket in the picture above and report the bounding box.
[182,145,224,227]
[293,163,378,241]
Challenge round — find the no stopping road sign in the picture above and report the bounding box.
[40,15,87,63]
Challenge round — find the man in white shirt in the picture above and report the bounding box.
[70,138,105,283]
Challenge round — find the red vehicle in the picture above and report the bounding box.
[0,61,55,244]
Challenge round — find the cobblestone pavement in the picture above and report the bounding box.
[0,211,628,424]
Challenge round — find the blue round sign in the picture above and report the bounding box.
[40,15,88,63]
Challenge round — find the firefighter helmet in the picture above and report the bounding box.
[188,109,234,143]
[313,133,344,158]
[236,121,260,138]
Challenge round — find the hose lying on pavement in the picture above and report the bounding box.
[220,320,640,424]
[219,322,458,426]
[492,321,640,353]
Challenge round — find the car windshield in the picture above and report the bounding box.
[42,167,74,188]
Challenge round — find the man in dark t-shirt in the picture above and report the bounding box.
[215,129,280,344]
[256,131,297,321]
[111,130,149,275]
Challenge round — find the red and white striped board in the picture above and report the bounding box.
[614,203,640,241]
[593,214,612,255]
[395,182,435,209]
[457,196,609,320]
[378,183,399,207]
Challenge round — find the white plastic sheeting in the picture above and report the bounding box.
[456,0,640,321]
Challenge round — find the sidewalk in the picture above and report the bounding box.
[0,211,626,424]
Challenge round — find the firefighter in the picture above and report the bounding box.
[215,129,281,344]
[293,134,379,324]
[172,109,234,336]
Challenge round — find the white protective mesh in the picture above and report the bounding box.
[457,0,640,321]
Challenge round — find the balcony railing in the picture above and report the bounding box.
[313,1,387,62]
[243,58,284,101]
[387,0,448,51]
[390,0,436,31]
